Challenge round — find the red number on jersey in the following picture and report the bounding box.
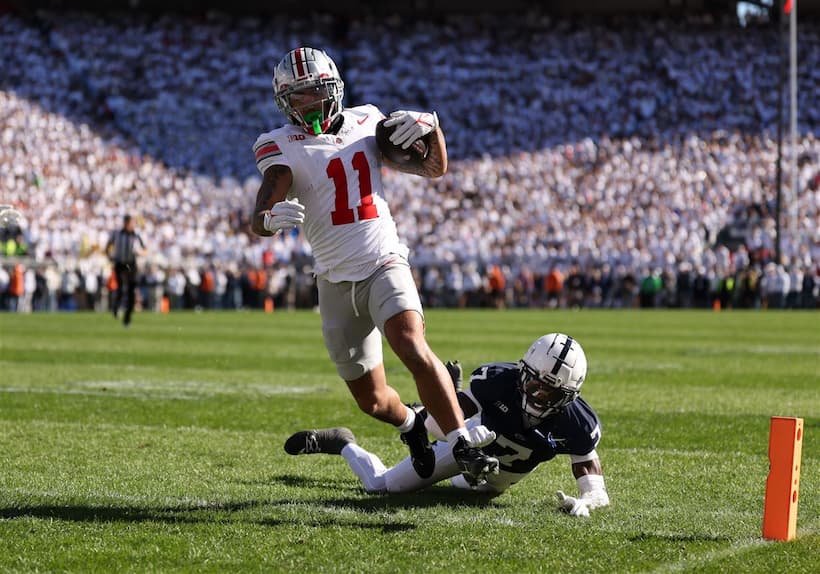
[327,151,379,226]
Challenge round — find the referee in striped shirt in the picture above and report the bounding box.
[106,214,145,327]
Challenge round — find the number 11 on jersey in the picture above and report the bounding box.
[327,151,379,225]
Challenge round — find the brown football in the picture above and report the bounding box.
[375,119,429,166]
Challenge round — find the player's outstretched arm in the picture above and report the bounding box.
[556,456,610,518]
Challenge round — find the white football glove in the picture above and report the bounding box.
[383,110,439,149]
[556,490,591,518]
[466,425,497,448]
[263,199,305,234]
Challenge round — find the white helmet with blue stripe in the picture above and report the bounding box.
[518,333,587,420]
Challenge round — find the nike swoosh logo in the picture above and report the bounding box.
[357,115,368,125]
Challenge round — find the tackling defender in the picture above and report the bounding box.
[250,47,497,484]
[285,333,610,517]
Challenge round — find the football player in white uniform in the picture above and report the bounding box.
[251,47,498,485]
[285,333,610,517]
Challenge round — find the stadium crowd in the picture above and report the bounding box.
[0,11,817,312]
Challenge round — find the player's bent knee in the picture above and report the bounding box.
[386,329,431,369]
[394,338,429,368]
[349,388,394,421]
[354,397,382,418]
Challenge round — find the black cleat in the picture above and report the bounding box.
[284,427,356,455]
[452,436,499,486]
[400,406,435,479]
[445,360,463,392]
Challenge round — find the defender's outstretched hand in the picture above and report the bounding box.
[467,424,496,448]
[556,490,591,518]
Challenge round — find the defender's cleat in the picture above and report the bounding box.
[400,406,435,479]
[445,360,463,392]
[284,427,356,455]
[452,436,499,486]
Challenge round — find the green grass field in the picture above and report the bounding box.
[0,310,817,573]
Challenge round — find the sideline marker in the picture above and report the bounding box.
[264,297,274,313]
[762,416,803,541]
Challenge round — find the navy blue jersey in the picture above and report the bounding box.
[465,362,601,474]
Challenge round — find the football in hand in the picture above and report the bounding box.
[375,119,429,166]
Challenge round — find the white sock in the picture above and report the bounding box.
[445,427,469,443]
[395,404,416,433]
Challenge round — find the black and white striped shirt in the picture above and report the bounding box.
[108,229,145,264]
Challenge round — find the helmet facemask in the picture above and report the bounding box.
[518,362,579,420]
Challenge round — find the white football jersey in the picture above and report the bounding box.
[253,104,409,282]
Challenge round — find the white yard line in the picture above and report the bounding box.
[0,417,279,438]
[0,380,323,401]
[0,387,204,401]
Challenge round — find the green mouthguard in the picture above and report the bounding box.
[304,112,323,134]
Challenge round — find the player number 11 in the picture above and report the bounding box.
[327,151,379,225]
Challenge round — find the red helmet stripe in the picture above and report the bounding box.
[294,48,306,78]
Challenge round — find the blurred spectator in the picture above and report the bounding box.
[544,265,564,309]
[0,12,816,312]
[487,265,507,309]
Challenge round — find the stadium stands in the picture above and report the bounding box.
[0,11,817,310]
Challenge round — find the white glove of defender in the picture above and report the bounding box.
[263,199,305,234]
[383,110,439,149]
[466,425,497,448]
[556,490,591,518]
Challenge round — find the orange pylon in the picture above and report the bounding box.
[762,417,803,541]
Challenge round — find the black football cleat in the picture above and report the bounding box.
[445,360,463,392]
[400,406,435,479]
[452,436,499,486]
[284,427,356,456]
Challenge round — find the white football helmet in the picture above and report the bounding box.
[518,333,587,420]
[273,47,344,134]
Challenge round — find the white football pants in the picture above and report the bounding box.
[341,420,524,494]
